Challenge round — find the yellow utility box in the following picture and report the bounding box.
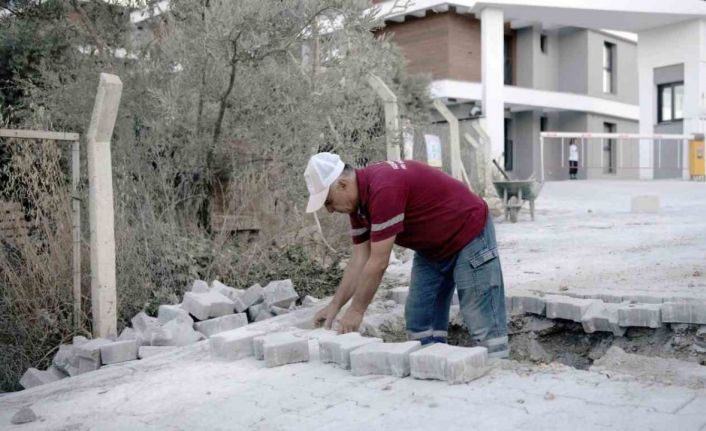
[690,140,705,180]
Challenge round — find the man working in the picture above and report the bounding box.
[304,152,508,359]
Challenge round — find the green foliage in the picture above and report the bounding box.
[0,0,430,391]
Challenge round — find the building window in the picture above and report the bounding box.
[658,82,684,122]
[540,34,547,54]
[540,116,548,132]
[603,42,615,94]
[504,119,513,171]
[504,36,513,85]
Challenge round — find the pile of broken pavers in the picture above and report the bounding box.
[19,278,321,390]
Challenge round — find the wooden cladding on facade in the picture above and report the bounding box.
[376,11,516,85]
[376,12,482,82]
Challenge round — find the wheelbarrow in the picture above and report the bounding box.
[491,159,543,223]
[493,180,543,222]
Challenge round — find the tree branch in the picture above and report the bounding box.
[211,31,242,156]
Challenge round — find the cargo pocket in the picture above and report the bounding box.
[468,248,500,297]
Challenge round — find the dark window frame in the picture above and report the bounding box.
[657,81,684,123]
[504,118,513,172]
[603,42,615,94]
[540,34,547,54]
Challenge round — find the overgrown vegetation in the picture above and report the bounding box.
[0,0,429,391]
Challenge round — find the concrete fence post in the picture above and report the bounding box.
[367,74,401,161]
[86,73,123,338]
[432,99,462,181]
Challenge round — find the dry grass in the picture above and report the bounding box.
[0,138,88,392]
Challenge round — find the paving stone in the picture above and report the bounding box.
[78,357,101,374]
[511,294,546,315]
[563,292,592,299]
[587,293,624,304]
[661,302,706,325]
[182,291,235,320]
[100,340,139,365]
[157,304,193,325]
[302,295,320,306]
[151,316,205,346]
[210,327,266,360]
[191,279,210,293]
[389,287,409,305]
[263,279,298,309]
[254,333,310,367]
[76,338,113,363]
[631,195,659,214]
[295,328,338,342]
[319,332,383,369]
[544,295,597,322]
[117,328,136,343]
[234,283,264,313]
[138,346,177,359]
[194,313,248,337]
[20,368,59,389]
[255,309,274,322]
[52,344,79,376]
[270,306,290,316]
[211,280,243,302]
[11,406,37,424]
[618,303,662,328]
[73,335,89,346]
[252,330,305,360]
[47,365,68,380]
[621,294,664,304]
[409,343,488,384]
[247,303,265,321]
[581,302,626,336]
[350,341,422,377]
[130,311,159,338]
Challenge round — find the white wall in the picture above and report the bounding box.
[637,19,705,179]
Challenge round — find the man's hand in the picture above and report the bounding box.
[337,308,364,334]
[313,302,340,329]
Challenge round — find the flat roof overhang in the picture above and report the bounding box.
[473,0,706,33]
[431,80,640,121]
[375,0,706,34]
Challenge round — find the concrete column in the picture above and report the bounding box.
[480,7,505,163]
[637,50,654,179]
[86,73,123,338]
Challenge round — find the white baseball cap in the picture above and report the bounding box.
[304,152,345,213]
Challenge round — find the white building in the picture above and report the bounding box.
[375,0,706,180]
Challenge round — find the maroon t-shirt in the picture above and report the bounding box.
[350,160,488,261]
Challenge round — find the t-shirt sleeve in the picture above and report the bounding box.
[349,212,370,244]
[369,187,407,242]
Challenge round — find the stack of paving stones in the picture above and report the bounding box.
[506,290,706,334]
[210,325,490,384]
[19,278,313,390]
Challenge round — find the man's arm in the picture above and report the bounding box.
[338,236,395,333]
[331,241,371,310]
[313,240,370,328]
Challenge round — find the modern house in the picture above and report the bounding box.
[373,0,706,181]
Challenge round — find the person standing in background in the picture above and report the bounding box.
[569,139,579,180]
